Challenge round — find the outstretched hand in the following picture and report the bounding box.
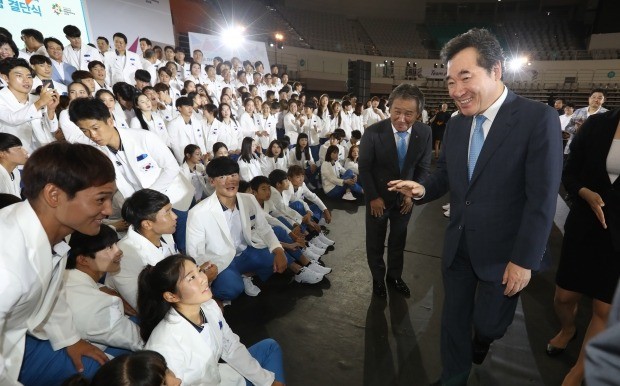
[387,180,425,198]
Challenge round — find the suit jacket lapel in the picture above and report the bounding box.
[469,91,516,186]
[379,122,400,172]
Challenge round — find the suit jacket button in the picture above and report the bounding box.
[458,225,463,230]
[465,201,471,205]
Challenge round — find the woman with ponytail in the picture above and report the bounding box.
[138,254,286,385]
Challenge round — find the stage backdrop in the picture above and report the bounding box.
[1,0,90,46]
[188,31,270,70]
[87,0,175,51]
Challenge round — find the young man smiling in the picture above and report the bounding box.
[0,142,115,384]
[186,156,289,301]
[69,97,194,253]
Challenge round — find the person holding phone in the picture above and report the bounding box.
[0,57,58,153]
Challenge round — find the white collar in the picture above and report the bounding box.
[477,85,508,124]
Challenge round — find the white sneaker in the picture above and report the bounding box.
[318,232,335,246]
[318,218,328,226]
[243,276,261,297]
[342,191,356,201]
[442,203,450,211]
[303,248,321,261]
[294,267,323,284]
[310,238,329,249]
[306,243,326,255]
[307,261,332,275]
[443,209,450,218]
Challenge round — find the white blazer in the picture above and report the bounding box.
[253,114,277,150]
[129,113,170,147]
[103,129,194,211]
[106,227,177,310]
[284,182,327,212]
[0,202,80,385]
[268,186,302,225]
[0,87,56,153]
[144,301,274,386]
[63,269,143,352]
[299,114,322,146]
[282,112,300,144]
[215,119,243,152]
[104,50,142,86]
[321,161,346,194]
[238,155,263,182]
[186,193,281,272]
[166,115,207,164]
[0,165,20,197]
[260,156,287,177]
[63,44,103,71]
[238,111,258,140]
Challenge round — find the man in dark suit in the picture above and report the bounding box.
[388,29,563,384]
[359,83,432,299]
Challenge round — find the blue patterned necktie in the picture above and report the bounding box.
[468,115,487,180]
[397,131,408,171]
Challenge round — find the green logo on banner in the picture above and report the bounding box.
[608,71,616,78]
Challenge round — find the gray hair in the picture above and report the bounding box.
[388,83,425,113]
[440,28,504,75]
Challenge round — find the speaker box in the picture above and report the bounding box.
[347,60,371,101]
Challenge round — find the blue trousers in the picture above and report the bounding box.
[210,246,276,301]
[272,226,302,260]
[246,338,285,385]
[305,164,320,187]
[289,201,322,222]
[310,145,320,164]
[277,216,308,234]
[18,335,132,386]
[325,169,363,199]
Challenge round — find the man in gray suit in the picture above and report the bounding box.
[389,29,563,384]
[359,83,432,299]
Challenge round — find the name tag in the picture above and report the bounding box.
[137,153,148,161]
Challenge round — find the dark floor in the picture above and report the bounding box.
[224,188,587,386]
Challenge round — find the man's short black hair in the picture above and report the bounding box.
[113,32,127,44]
[206,156,239,178]
[440,28,504,75]
[21,28,43,43]
[0,57,33,76]
[250,176,271,192]
[134,69,151,83]
[66,225,119,269]
[63,25,81,38]
[97,36,109,44]
[121,189,171,231]
[175,96,192,108]
[268,169,288,187]
[44,37,64,50]
[71,70,94,82]
[29,54,51,66]
[351,130,362,140]
[88,60,105,71]
[69,97,112,123]
[22,142,115,200]
[139,37,152,47]
[590,88,606,98]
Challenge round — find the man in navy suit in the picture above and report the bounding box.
[359,83,432,299]
[389,29,563,384]
[44,37,76,87]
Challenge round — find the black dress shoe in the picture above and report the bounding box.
[372,280,387,298]
[386,277,411,297]
[472,335,491,365]
[546,329,578,356]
